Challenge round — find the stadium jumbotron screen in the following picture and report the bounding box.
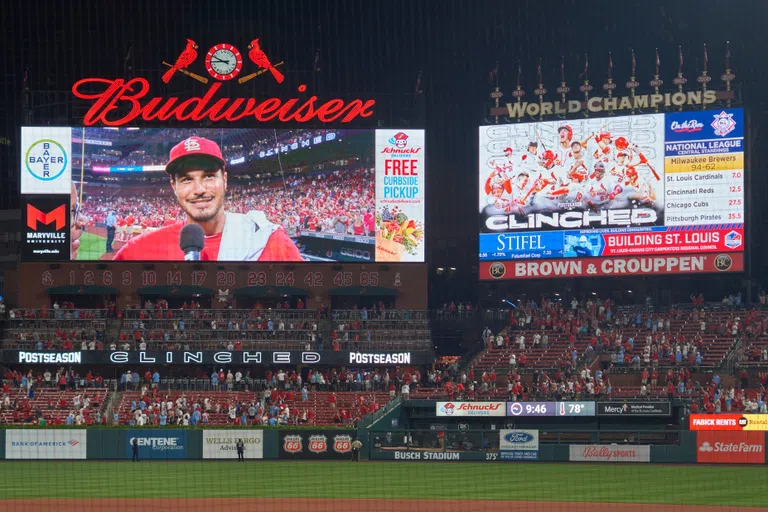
[478,108,744,279]
[20,127,425,263]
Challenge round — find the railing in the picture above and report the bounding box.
[122,308,317,320]
[332,309,431,321]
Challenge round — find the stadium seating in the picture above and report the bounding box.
[116,391,256,425]
[115,390,390,426]
[117,307,319,350]
[3,307,111,350]
[0,387,109,425]
[331,309,433,350]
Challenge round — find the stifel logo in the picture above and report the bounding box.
[27,204,66,231]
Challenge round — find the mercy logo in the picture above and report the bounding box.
[26,139,68,181]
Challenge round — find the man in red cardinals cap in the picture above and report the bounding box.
[113,136,303,261]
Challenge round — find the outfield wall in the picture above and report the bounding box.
[0,429,764,464]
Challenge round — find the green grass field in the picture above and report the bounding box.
[76,231,107,261]
[0,461,766,507]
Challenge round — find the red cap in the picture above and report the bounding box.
[393,132,408,141]
[504,147,513,153]
[165,136,226,175]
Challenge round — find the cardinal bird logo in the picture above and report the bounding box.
[247,39,284,83]
[162,39,199,84]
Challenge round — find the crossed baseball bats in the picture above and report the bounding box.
[160,61,285,85]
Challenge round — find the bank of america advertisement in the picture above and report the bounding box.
[478,108,744,279]
[6,429,87,459]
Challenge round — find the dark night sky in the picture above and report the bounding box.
[0,0,765,304]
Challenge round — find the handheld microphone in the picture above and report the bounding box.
[180,224,205,261]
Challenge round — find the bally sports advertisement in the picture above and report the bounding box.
[20,127,425,263]
[478,108,744,279]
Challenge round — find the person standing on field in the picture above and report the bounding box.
[351,438,363,462]
[236,438,245,461]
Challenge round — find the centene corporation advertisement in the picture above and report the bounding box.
[479,108,744,279]
[126,430,187,459]
[20,127,425,263]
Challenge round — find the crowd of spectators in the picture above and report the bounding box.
[78,167,375,239]
[1,367,106,425]
[117,300,318,351]
[478,297,756,372]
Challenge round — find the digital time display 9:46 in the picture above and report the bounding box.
[506,401,597,417]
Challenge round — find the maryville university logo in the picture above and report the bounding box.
[308,434,328,454]
[282,434,303,454]
[27,204,67,231]
[71,36,375,127]
[333,435,353,454]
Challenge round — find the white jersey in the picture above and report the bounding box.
[517,152,542,176]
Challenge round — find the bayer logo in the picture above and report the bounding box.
[25,139,68,181]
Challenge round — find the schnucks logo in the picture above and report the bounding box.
[283,434,302,454]
[439,403,456,415]
[504,432,534,444]
[382,131,421,154]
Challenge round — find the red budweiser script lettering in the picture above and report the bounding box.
[71,78,376,127]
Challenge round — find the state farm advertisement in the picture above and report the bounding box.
[481,252,743,280]
[569,445,650,463]
[375,129,426,262]
[697,432,765,464]
[436,401,506,417]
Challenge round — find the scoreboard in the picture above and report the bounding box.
[479,108,745,279]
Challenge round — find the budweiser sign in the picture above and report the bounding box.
[72,79,376,126]
[569,445,650,463]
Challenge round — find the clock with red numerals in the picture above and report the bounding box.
[204,43,243,81]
